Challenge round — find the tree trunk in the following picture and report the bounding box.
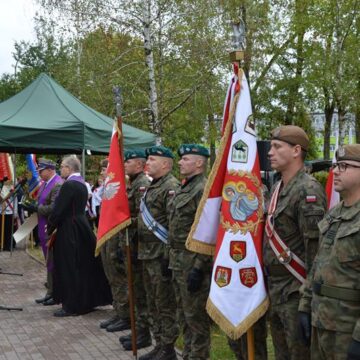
[143,0,160,143]
[323,88,335,159]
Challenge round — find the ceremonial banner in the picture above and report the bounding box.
[95,118,131,255]
[186,64,269,339]
[325,134,340,209]
[0,153,13,181]
[25,154,41,198]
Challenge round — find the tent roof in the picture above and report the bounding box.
[0,73,155,154]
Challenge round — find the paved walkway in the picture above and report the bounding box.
[0,247,153,360]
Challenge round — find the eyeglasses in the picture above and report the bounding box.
[331,162,360,172]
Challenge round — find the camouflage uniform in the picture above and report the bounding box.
[120,171,150,332]
[138,172,180,348]
[263,169,326,360]
[168,174,212,360]
[299,200,360,359]
[101,236,129,320]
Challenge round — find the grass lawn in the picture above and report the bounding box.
[176,324,275,359]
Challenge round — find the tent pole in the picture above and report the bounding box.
[81,149,85,179]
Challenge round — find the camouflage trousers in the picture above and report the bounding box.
[142,258,179,346]
[311,327,352,360]
[101,237,129,319]
[172,269,211,360]
[124,254,149,331]
[227,315,268,360]
[269,293,309,360]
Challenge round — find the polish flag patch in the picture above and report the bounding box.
[306,195,317,203]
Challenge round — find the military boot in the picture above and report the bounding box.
[119,333,131,344]
[155,344,177,360]
[99,315,120,329]
[122,328,152,351]
[138,345,162,360]
[106,318,131,332]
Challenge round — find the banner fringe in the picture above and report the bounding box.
[206,295,269,340]
[186,69,243,255]
[95,218,131,256]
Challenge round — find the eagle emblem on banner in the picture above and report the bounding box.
[103,172,120,200]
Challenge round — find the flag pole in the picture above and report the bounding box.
[230,19,256,360]
[113,86,137,359]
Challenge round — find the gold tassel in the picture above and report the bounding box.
[95,218,131,256]
[206,296,269,340]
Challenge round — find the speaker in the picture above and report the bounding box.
[257,140,272,171]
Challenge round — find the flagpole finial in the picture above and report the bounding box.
[229,20,245,63]
[113,86,122,117]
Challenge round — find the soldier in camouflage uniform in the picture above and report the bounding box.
[167,144,212,360]
[99,159,130,332]
[263,125,327,360]
[118,149,152,351]
[138,146,180,360]
[299,144,360,360]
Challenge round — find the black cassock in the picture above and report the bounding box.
[48,178,112,314]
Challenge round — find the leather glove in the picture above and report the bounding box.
[161,257,172,278]
[347,339,360,360]
[116,248,124,264]
[187,268,204,293]
[298,311,311,346]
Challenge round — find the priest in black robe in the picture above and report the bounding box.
[48,156,112,317]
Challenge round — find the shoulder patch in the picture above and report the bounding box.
[168,190,175,196]
[139,186,146,192]
[306,195,317,203]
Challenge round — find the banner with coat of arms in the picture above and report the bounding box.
[186,64,269,339]
[95,118,131,256]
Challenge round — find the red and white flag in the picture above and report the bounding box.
[325,133,340,209]
[186,64,269,339]
[95,117,131,255]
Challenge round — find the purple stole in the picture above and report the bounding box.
[38,174,63,259]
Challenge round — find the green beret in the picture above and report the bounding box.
[271,125,309,152]
[145,146,174,159]
[124,149,147,162]
[336,144,360,162]
[178,144,210,158]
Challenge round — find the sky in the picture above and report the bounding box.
[0,0,37,75]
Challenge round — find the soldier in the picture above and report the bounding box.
[299,144,360,360]
[99,158,130,332]
[138,146,180,360]
[263,125,327,360]
[167,144,212,360]
[29,158,63,306]
[118,149,152,351]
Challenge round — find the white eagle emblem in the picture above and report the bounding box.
[103,172,120,200]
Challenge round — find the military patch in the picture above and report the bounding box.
[338,146,345,157]
[230,241,246,262]
[306,195,317,203]
[239,267,257,288]
[168,190,175,196]
[214,266,232,288]
[244,114,256,137]
[139,186,146,192]
[232,140,248,163]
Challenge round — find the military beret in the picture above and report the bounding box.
[145,146,174,159]
[37,158,56,171]
[178,144,210,158]
[271,125,309,152]
[124,149,147,161]
[336,144,360,162]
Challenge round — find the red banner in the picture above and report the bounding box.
[0,153,13,181]
[95,118,131,255]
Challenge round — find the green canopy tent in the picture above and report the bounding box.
[0,73,155,154]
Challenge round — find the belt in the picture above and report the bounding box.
[313,281,360,302]
[265,265,292,277]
